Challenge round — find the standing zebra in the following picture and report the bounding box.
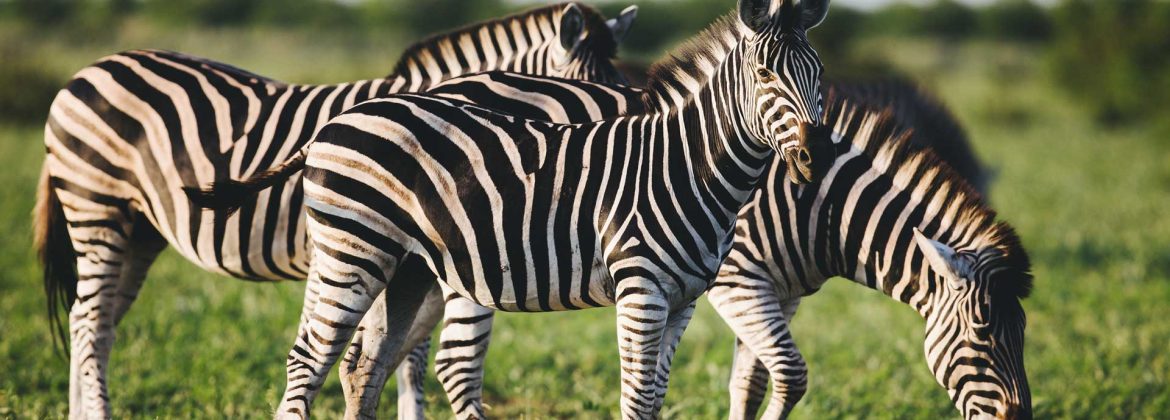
[34,3,637,418]
[380,79,992,418]
[710,91,1032,419]
[209,0,833,417]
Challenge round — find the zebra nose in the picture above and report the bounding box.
[995,401,1032,420]
[796,148,812,166]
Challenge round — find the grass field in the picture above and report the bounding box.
[1,23,1169,419]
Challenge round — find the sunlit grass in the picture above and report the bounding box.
[1,33,1167,418]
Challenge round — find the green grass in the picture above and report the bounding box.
[1,29,1168,418]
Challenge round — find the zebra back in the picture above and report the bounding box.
[829,78,990,194]
[390,2,634,89]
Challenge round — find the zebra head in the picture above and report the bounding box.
[738,0,830,184]
[912,228,1033,420]
[550,3,638,85]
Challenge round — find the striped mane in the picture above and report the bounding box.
[824,88,1034,299]
[641,14,743,112]
[388,2,618,79]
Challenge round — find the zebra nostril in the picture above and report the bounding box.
[798,148,811,164]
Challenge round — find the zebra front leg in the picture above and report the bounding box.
[650,301,697,414]
[435,294,495,420]
[727,338,768,420]
[708,279,808,420]
[615,280,673,419]
[726,298,801,420]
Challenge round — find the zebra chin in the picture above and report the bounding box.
[959,396,1033,420]
[949,368,1033,420]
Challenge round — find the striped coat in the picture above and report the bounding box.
[35,3,636,418]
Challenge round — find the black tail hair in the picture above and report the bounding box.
[35,166,76,359]
[183,152,308,215]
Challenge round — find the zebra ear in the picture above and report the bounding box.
[913,228,971,289]
[738,0,776,33]
[560,3,586,50]
[605,5,638,44]
[801,0,830,30]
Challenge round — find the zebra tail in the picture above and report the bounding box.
[182,151,308,214]
[34,164,76,359]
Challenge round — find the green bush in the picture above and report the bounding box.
[978,0,1051,42]
[0,47,63,126]
[1047,0,1170,127]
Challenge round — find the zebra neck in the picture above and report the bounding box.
[812,154,936,311]
[642,60,775,257]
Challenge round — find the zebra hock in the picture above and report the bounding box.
[711,91,1032,419]
[36,3,637,419]
[387,80,992,418]
[188,0,834,417]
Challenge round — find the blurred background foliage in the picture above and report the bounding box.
[0,0,1167,134]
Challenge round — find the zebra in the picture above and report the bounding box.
[709,89,1033,419]
[34,3,637,418]
[189,0,833,417]
[379,79,994,418]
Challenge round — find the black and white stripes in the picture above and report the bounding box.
[35,3,635,418]
[252,1,831,417]
[710,90,1033,419]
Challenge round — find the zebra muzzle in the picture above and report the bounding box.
[783,123,832,184]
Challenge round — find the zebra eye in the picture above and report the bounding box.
[756,68,776,83]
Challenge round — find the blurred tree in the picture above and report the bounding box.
[978,0,1051,42]
[357,0,507,38]
[1047,0,1170,127]
[0,46,62,124]
[3,0,77,26]
[865,0,977,39]
[141,0,259,27]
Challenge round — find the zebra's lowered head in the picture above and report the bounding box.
[740,0,830,183]
[912,227,1033,419]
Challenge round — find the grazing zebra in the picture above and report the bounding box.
[709,90,1033,419]
[34,3,637,418]
[192,0,833,417]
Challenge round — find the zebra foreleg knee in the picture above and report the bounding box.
[614,282,673,419]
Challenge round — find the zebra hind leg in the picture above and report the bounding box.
[394,284,446,420]
[727,338,769,420]
[277,247,428,419]
[708,278,808,420]
[340,266,444,419]
[434,294,495,420]
[61,204,135,419]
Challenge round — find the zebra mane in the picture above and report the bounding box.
[388,2,618,79]
[824,88,1034,299]
[641,13,743,112]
